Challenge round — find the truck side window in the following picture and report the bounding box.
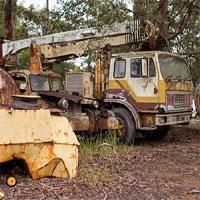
[130,58,141,77]
[149,58,156,77]
[114,59,126,78]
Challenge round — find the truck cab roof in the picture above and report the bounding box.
[112,51,183,59]
[9,69,61,78]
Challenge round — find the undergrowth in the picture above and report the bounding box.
[78,131,134,158]
[77,132,135,186]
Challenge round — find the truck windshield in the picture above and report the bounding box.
[30,75,50,91]
[158,54,191,81]
[50,77,63,91]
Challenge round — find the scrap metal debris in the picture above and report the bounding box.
[0,109,79,180]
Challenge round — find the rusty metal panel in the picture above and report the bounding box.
[0,109,79,144]
[0,109,79,179]
[0,68,19,105]
[70,113,90,131]
[0,143,79,179]
[66,72,93,98]
[98,116,119,130]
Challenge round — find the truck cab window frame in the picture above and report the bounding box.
[113,59,126,78]
[130,58,142,78]
[148,58,156,77]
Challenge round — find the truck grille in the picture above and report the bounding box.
[167,92,191,111]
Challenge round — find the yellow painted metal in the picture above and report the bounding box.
[6,176,17,187]
[108,79,192,104]
[0,109,79,180]
[115,118,125,137]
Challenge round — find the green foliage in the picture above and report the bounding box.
[52,61,80,79]
[57,0,131,29]
[78,131,134,158]
[18,49,30,68]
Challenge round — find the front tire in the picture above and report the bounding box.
[112,108,136,144]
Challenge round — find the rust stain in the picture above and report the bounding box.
[0,69,20,105]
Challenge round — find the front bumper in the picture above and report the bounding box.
[156,112,191,126]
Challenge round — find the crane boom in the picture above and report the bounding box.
[2,20,155,58]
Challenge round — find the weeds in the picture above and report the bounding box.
[78,131,135,157]
[77,132,135,186]
[80,167,115,187]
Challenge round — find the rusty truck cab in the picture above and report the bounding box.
[9,70,64,95]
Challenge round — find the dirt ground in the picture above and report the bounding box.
[1,119,200,200]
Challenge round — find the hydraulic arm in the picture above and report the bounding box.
[2,20,155,63]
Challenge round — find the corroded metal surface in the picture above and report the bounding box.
[0,109,79,179]
[9,69,61,78]
[65,72,94,98]
[0,68,19,105]
[98,110,119,130]
[98,116,119,130]
[12,95,41,109]
[70,113,90,131]
[3,20,148,56]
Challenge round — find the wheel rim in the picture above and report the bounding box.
[6,176,17,187]
[113,117,126,139]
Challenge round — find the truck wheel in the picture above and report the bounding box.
[111,108,136,144]
[6,176,17,187]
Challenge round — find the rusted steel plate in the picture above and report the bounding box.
[98,116,119,130]
[39,91,65,98]
[0,143,79,179]
[70,114,90,131]
[65,72,94,99]
[12,95,41,109]
[0,68,19,105]
[0,109,79,179]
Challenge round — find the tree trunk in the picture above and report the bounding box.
[133,0,145,20]
[159,0,169,39]
[4,0,17,40]
[43,0,49,35]
[153,0,169,50]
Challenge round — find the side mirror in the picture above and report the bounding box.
[141,59,148,77]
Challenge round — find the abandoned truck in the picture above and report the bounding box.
[3,20,193,144]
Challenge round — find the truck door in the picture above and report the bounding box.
[127,57,159,106]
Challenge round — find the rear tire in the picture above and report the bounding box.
[111,108,136,144]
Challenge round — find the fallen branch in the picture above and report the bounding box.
[188,189,200,194]
[96,143,117,154]
[178,49,200,56]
